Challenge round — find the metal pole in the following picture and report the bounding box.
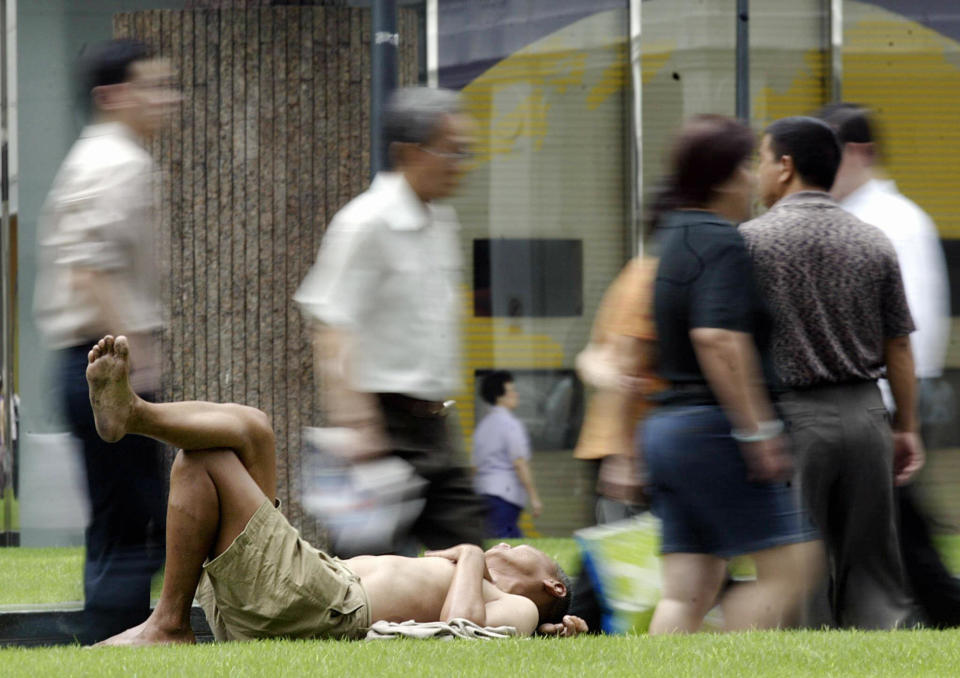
[371,0,398,178]
[425,0,438,88]
[628,0,642,256]
[0,0,13,547]
[735,0,749,122]
[829,0,843,102]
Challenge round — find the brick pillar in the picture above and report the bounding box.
[116,7,420,541]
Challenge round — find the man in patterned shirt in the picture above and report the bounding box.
[740,116,923,629]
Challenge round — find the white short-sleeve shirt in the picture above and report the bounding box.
[34,122,162,349]
[295,172,463,401]
[841,179,950,380]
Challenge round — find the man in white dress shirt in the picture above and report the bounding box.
[819,102,960,627]
[296,86,485,552]
[33,40,180,643]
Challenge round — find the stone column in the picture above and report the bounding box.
[115,5,420,540]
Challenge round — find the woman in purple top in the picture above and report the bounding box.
[472,371,543,538]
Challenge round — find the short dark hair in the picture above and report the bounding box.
[765,116,842,191]
[84,39,152,93]
[480,370,513,406]
[816,102,877,145]
[540,563,572,626]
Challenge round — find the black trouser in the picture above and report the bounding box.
[898,484,960,627]
[897,377,960,628]
[377,395,485,550]
[60,344,165,644]
[780,381,914,629]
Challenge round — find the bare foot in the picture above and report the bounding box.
[86,335,141,443]
[96,620,195,647]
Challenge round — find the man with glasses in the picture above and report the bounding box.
[296,86,484,554]
[34,39,181,643]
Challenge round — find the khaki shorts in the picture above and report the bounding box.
[196,500,370,641]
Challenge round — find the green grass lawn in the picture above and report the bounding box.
[2,631,960,677]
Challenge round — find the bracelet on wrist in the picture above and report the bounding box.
[731,419,784,443]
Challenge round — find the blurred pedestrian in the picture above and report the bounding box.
[574,255,663,524]
[296,86,485,553]
[33,39,180,643]
[742,116,922,629]
[472,370,542,538]
[819,102,960,628]
[643,115,820,634]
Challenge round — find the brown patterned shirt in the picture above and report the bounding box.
[740,191,914,389]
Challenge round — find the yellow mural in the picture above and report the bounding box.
[844,3,960,240]
[450,9,630,463]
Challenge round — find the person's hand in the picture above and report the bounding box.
[530,498,543,518]
[425,544,491,580]
[893,431,925,485]
[538,615,588,637]
[740,434,792,483]
[618,375,658,396]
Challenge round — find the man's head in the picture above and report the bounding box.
[384,86,474,202]
[85,39,181,139]
[816,102,879,201]
[483,543,571,625]
[757,116,842,208]
[480,370,517,410]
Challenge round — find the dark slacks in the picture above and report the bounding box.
[60,344,165,644]
[482,494,523,538]
[779,381,913,629]
[378,396,485,550]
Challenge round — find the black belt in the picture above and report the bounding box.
[377,393,447,417]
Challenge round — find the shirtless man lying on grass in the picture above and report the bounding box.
[87,336,586,645]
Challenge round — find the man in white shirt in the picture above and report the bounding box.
[296,86,484,552]
[33,40,180,643]
[819,102,960,628]
[473,371,542,538]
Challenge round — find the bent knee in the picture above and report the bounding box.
[239,406,274,449]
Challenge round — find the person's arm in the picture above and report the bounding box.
[483,595,540,636]
[72,269,159,390]
[879,241,924,485]
[885,335,925,485]
[690,328,789,482]
[297,213,387,457]
[425,544,490,625]
[310,323,388,459]
[512,457,542,517]
[506,419,541,517]
[56,166,160,390]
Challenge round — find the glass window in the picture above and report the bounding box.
[439,0,630,533]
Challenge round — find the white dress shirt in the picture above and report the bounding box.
[841,179,950,380]
[34,122,162,349]
[295,172,463,401]
[472,405,532,507]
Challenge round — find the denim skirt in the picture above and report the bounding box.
[642,405,817,558]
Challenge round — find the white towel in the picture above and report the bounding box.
[365,618,519,640]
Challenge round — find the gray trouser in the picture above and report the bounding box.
[779,381,913,629]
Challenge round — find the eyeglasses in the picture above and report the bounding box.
[418,144,473,161]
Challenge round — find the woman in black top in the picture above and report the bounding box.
[643,116,821,634]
